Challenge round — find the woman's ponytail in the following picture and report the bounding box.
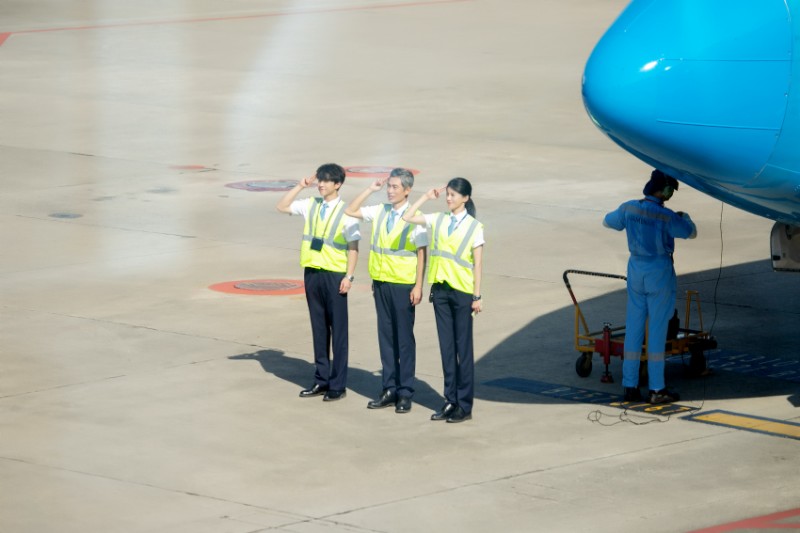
[465,198,476,218]
[447,177,476,217]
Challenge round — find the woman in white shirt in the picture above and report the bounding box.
[403,177,484,423]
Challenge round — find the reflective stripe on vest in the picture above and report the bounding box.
[301,200,348,251]
[431,212,479,269]
[368,204,418,283]
[300,198,350,271]
[369,206,415,257]
[428,212,481,294]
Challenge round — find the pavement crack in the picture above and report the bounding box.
[0,455,312,524]
[15,214,197,239]
[0,374,127,400]
[319,433,721,522]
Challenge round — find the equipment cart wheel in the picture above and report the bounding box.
[575,352,593,377]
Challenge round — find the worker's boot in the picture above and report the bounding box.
[623,387,643,402]
[648,389,680,404]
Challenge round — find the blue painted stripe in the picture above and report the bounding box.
[483,377,698,415]
[668,349,800,383]
[485,377,618,404]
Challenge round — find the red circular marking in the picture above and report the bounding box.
[225,180,298,192]
[209,279,305,296]
[170,165,208,170]
[344,166,420,178]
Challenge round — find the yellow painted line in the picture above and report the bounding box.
[689,410,800,440]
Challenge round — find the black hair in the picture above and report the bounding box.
[316,163,346,184]
[643,169,679,196]
[447,177,476,217]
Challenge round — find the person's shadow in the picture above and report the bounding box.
[229,349,444,411]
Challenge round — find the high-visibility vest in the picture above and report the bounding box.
[368,204,420,284]
[428,212,482,294]
[299,198,349,272]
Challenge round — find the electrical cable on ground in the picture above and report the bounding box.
[682,201,725,415]
[708,202,724,336]
[587,407,671,426]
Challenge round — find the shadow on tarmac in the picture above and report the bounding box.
[474,260,800,405]
[231,260,800,408]
[229,349,445,411]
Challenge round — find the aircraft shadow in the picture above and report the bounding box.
[229,349,445,411]
[474,260,800,405]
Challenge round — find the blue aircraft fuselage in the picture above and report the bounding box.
[583,0,800,226]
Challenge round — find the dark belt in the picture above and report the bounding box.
[304,267,343,274]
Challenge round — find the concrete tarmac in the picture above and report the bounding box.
[1,1,799,532]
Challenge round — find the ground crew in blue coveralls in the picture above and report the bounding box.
[603,169,697,404]
[345,168,428,414]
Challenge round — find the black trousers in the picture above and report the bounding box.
[373,280,416,398]
[431,282,474,413]
[304,268,348,392]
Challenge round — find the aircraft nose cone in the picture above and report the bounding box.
[582,3,661,146]
[583,0,791,183]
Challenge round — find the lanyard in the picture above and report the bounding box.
[313,200,342,238]
[448,211,466,233]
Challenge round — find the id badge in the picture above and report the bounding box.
[310,237,324,251]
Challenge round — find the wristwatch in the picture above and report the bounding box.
[472,294,482,301]
[346,275,355,282]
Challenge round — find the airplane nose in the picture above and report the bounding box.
[583,0,792,185]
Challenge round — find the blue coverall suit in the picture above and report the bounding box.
[604,195,696,391]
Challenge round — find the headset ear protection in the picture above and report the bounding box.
[644,170,679,196]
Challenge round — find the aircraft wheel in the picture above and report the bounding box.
[575,353,592,377]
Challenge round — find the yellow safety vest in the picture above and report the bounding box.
[368,204,420,284]
[428,212,482,294]
[299,198,350,273]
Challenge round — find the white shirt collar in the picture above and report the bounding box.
[391,202,408,216]
[449,209,468,223]
[323,197,341,209]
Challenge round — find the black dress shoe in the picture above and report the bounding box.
[446,406,471,423]
[299,384,328,398]
[323,390,346,402]
[367,390,397,409]
[395,396,412,413]
[430,403,457,421]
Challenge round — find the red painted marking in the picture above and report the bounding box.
[0,0,469,46]
[689,508,800,532]
[170,165,207,170]
[225,180,298,192]
[209,279,305,296]
[344,166,421,178]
